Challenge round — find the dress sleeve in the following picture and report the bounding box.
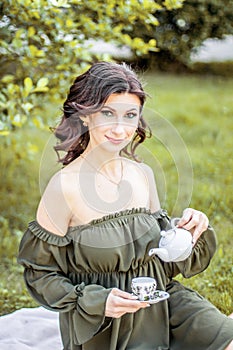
[156,212,217,279]
[17,222,113,345]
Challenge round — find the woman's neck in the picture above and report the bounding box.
[81,146,122,176]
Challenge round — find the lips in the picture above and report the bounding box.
[105,136,125,144]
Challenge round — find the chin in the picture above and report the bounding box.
[108,139,131,151]
[94,141,126,155]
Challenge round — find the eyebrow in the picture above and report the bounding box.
[102,106,139,113]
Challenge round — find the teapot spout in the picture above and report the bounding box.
[148,248,170,262]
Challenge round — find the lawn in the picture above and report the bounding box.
[0,72,232,316]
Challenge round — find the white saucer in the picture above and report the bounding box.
[136,290,170,304]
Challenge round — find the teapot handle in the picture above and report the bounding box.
[170,217,180,228]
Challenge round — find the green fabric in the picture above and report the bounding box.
[18,208,233,350]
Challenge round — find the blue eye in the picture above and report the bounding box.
[101,110,114,117]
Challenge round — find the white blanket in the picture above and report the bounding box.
[0,307,63,349]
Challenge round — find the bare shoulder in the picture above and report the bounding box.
[46,167,77,191]
[36,169,76,236]
[122,158,154,181]
[44,169,64,191]
[123,157,151,171]
[137,162,154,176]
[128,159,155,180]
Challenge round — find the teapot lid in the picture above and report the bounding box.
[160,229,176,247]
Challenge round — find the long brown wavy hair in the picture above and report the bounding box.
[54,62,151,165]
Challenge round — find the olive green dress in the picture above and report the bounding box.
[18,208,233,350]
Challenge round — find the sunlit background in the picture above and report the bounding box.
[0,0,232,316]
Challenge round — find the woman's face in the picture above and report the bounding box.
[84,93,141,154]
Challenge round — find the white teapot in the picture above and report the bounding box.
[148,218,193,262]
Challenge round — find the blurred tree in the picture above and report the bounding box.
[0,0,184,135]
[135,0,233,70]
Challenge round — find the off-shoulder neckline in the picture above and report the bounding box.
[68,207,153,231]
[29,207,168,240]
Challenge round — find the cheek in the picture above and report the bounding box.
[125,126,137,139]
[89,118,113,130]
[88,119,109,133]
[123,118,139,133]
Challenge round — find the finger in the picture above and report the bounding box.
[111,288,138,300]
[192,216,209,244]
[119,299,150,311]
[107,296,150,318]
[192,225,205,245]
[112,302,150,319]
[114,295,150,309]
[106,289,150,316]
[177,208,193,227]
[181,213,200,231]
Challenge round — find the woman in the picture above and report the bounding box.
[18,62,233,350]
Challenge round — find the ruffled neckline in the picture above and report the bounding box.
[27,207,168,245]
[28,220,71,246]
[68,207,152,231]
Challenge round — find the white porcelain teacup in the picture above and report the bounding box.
[131,277,157,301]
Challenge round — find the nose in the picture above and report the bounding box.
[111,121,125,135]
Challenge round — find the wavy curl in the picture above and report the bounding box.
[54,62,151,165]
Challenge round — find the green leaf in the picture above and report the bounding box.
[36,77,49,88]
[32,86,49,93]
[29,45,45,58]
[23,77,34,97]
[32,117,44,128]
[22,103,34,113]
[24,77,33,92]
[49,0,70,7]
[0,130,10,136]
[28,26,36,37]
[163,0,185,10]
[1,75,15,84]
[11,114,27,127]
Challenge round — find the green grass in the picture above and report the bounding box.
[0,72,233,316]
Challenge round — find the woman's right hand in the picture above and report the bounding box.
[105,288,150,318]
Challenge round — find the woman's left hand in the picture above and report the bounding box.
[177,208,209,245]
